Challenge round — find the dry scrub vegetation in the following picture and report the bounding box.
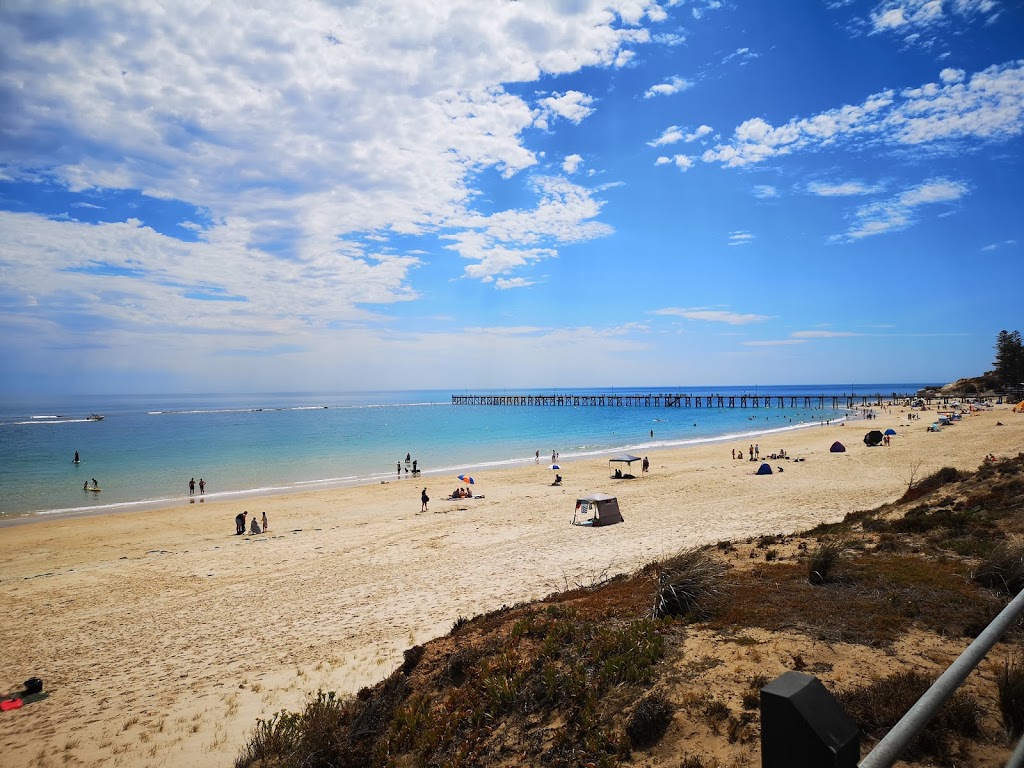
[236,454,1024,768]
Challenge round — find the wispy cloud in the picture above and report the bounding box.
[807,180,883,196]
[868,0,999,38]
[728,231,754,246]
[792,330,862,338]
[981,239,1018,251]
[836,178,968,241]
[722,47,759,65]
[703,61,1024,167]
[651,307,770,325]
[752,185,778,198]
[742,339,807,346]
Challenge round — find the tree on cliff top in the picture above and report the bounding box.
[994,330,1024,387]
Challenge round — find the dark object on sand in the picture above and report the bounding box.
[23,678,43,695]
[864,430,884,447]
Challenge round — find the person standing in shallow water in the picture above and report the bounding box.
[199,478,206,495]
[189,477,195,496]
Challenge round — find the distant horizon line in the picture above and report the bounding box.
[0,382,949,400]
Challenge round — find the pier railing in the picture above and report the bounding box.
[449,392,970,409]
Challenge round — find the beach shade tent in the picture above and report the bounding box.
[1013,400,1024,413]
[864,430,884,447]
[572,493,623,527]
[884,428,897,436]
[756,463,773,475]
[609,454,641,478]
[829,441,846,453]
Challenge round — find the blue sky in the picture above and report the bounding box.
[0,0,1021,394]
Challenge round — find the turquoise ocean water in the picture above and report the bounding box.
[0,385,930,521]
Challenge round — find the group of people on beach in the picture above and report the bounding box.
[398,453,421,477]
[188,477,206,496]
[234,510,268,535]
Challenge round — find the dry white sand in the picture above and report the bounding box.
[1,405,1021,767]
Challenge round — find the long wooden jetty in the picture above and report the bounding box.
[451,392,955,409]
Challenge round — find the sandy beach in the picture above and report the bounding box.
[1,404,1021,768]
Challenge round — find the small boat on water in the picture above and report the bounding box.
[87,414,105,421]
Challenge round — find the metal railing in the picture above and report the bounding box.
[858,587,1024,768]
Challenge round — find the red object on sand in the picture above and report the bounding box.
[1,698,23,711]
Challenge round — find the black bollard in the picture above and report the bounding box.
[761,671,858,768]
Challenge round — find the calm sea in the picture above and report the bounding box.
[0,385,930,521]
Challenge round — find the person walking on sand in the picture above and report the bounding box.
[262,511,268,532]
[189,477,195,496]
[199,478,206,495]
[421,487,429,512]
[642,456,650,474]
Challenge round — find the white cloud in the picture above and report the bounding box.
[742,339,807,346]
[791,330,862,338]
[444,176,613,281]
[0,211,421,345]
[493,277,535,290]
[653,32,686,46]
[562,154,583,174]
[728,231,754,245]
[0,0,670,340]
[807,181,883,196]
[722,47,759,65]
[649,123,710,148]
[685,125,713,141]
[752,185,778,198]
[981,239,1018,251]
[648,125,685,146]
[837,178,968,241]
[703,61,1024,167]
[644,75,690,98]
[536,90,596,127]
[869,0,999,37]
[671,155,694,171]
[651,307,769,324]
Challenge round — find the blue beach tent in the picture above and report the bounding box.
[756,463,773,475]
[830,441,846,453]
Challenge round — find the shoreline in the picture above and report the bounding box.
[2,405,1018,768]
[0,409,858,526]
